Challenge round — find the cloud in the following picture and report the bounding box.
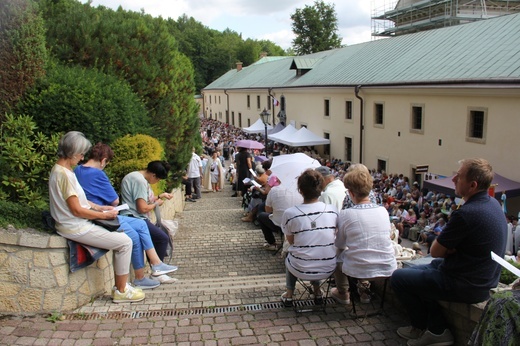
[82,0,373,48]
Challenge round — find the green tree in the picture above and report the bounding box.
[39,0,200,181]
[290,0,342,55]
[18,63,151,144]
[0,0,47,115]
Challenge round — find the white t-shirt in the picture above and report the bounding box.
[319,179,346,211]
[49,164,94,236]
[336,204,397,279]
[282,202,338,281]
[266,185,303,226]
[187,152,202,178]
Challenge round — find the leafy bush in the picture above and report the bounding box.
[107,134,165,195]
[0,200,47,231]
[499,260,520,285]
[17,63,152,144]
[0,113,59,207]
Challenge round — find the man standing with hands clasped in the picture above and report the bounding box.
[391,158,507,346]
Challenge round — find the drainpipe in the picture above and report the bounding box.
[355,85,364,164]
[223,89,229,124]
[268,88,275,124]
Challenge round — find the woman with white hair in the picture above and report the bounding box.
[48,131,144,303]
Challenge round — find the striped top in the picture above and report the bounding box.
[282,202,338,281]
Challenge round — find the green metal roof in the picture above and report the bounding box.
[204,13,520,90]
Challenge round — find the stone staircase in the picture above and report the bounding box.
[73,180,290,315]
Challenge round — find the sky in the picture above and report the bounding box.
[79,0,379,50]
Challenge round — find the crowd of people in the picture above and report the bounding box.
[187,119,511,346]
[50,118,512,345]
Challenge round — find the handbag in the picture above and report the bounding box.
[92,218,121,232]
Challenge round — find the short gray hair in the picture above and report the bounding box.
[57,131,92,159]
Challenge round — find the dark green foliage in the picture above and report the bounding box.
[0,199,47,231]
[17,63,150,144]
[0,0,47,115]
[500,260,520,285]
[39,0,200,179]
[107,134,164,194]
[0,113,58,207]
[291,0,342,55]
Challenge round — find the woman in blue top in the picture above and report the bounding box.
[75,143,178,287]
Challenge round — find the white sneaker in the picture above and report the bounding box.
[113,284,145,303]
[153,274,179,284]
[111,283,143,298]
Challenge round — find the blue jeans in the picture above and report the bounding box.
[117,216,154,270]
[391,259,489,334]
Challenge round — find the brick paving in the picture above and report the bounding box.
[0,179,409,345]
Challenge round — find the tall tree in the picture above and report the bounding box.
[0,0,47,116]
[290,0,342,55]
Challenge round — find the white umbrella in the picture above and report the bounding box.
[270,153,321,190]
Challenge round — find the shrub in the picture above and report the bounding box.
[107,134,165,195]
[0,113,59,207]
[499,260,520,285]
[17,63,152,144]
[0,199,47,231]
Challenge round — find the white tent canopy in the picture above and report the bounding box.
[271,126,330,146]
[268,124,298,142]
[242,118,273,134]
[268,122,285,135]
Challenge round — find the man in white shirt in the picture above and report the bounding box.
[257,175,303,251]
[187,148,203,199]
[316,166,346,211]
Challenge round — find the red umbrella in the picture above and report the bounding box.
[235,139,264,150]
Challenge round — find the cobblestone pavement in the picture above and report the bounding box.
[0,180,409,345]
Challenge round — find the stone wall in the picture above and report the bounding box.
[0,187,183,316]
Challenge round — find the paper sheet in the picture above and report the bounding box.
[491,251,520,278]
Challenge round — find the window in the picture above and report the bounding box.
[345,101,353,120]
[374,103,384,127]
[238,113,242,128]
[377,159,387,173]
[231,111,235,126]
[301,123,307,128]
[467,108,487,143]
[281,95,286,111]
[209,95,212,104]
[247,119,251,127]
[410,104,424,134]
[257,95,261,110]
[344,137,352,162]
[267,96,271,110]
[219,96,221,104]
[247,95,250,109]
[324,132,330,155]
[324,99,330,117]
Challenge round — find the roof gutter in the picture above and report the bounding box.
[355,85,364,164]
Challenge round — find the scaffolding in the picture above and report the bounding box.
[371,0,520,37]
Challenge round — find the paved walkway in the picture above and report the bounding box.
[0,180,409,345]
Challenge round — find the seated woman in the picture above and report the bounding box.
[336,165,397,304]
[120,161,176,271]
[49,131,144,303]
[280,169,338,307]
[241,163,270,222]
[75,143,178,286]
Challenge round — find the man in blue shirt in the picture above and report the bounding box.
[392,158,507,346]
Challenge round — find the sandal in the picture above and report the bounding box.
[281,292,293,307]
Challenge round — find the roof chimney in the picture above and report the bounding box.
[236,61,243,71]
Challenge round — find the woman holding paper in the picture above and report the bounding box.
[49,132,144,303]
[75,143,178,287]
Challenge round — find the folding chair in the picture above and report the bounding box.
[273,230,284,256]
[348,276,390,321]
[293,273,335,314]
